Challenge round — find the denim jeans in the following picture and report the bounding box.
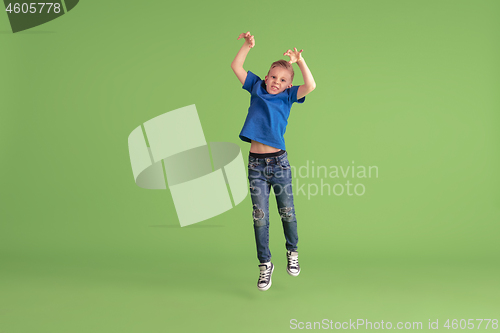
[248,151,298,263]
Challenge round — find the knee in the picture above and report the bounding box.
[279,206,295,222]
[253,208,267,227]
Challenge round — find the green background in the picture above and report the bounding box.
[1,0,499,332]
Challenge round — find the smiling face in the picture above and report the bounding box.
[265,66,293,94]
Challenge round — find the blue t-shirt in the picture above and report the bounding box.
[239,71,305,151]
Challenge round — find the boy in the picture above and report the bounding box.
[231,32,316,291]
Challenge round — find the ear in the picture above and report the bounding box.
[287,84,293,89]
[264,75,268,82]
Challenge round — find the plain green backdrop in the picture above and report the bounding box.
[1,0,499,332]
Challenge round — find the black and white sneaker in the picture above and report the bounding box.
[286,251,300,276]
[257,262,274,291]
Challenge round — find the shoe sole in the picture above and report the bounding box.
[258,264,274,291]
[286,267,300,277]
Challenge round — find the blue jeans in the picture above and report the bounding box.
[248,151,298,263]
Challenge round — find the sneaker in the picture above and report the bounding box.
[286,251,300,276]
[257,262,274,291]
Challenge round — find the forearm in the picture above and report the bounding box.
[231,43,252,84]
[297,58,316,90]
[232,42,252,68]
[295,58,316,99]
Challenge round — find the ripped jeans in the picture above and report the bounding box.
[248,151,298,263]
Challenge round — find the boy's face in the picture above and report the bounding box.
[265,66,293,94]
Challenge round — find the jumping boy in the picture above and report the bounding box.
[231,32,316,291]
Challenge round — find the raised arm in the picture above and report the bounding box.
[284,48,316,100]
[231,32,255,85]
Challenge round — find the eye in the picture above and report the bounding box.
[281,79,285,82]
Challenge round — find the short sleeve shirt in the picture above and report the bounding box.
[239,71,305,151]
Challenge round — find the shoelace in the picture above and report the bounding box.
[288,254,299,268]
[259,267,271,283]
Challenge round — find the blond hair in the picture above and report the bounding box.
[268,60,294,81]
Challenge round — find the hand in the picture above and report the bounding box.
[284,48,304,64]
[237,31,255,48]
